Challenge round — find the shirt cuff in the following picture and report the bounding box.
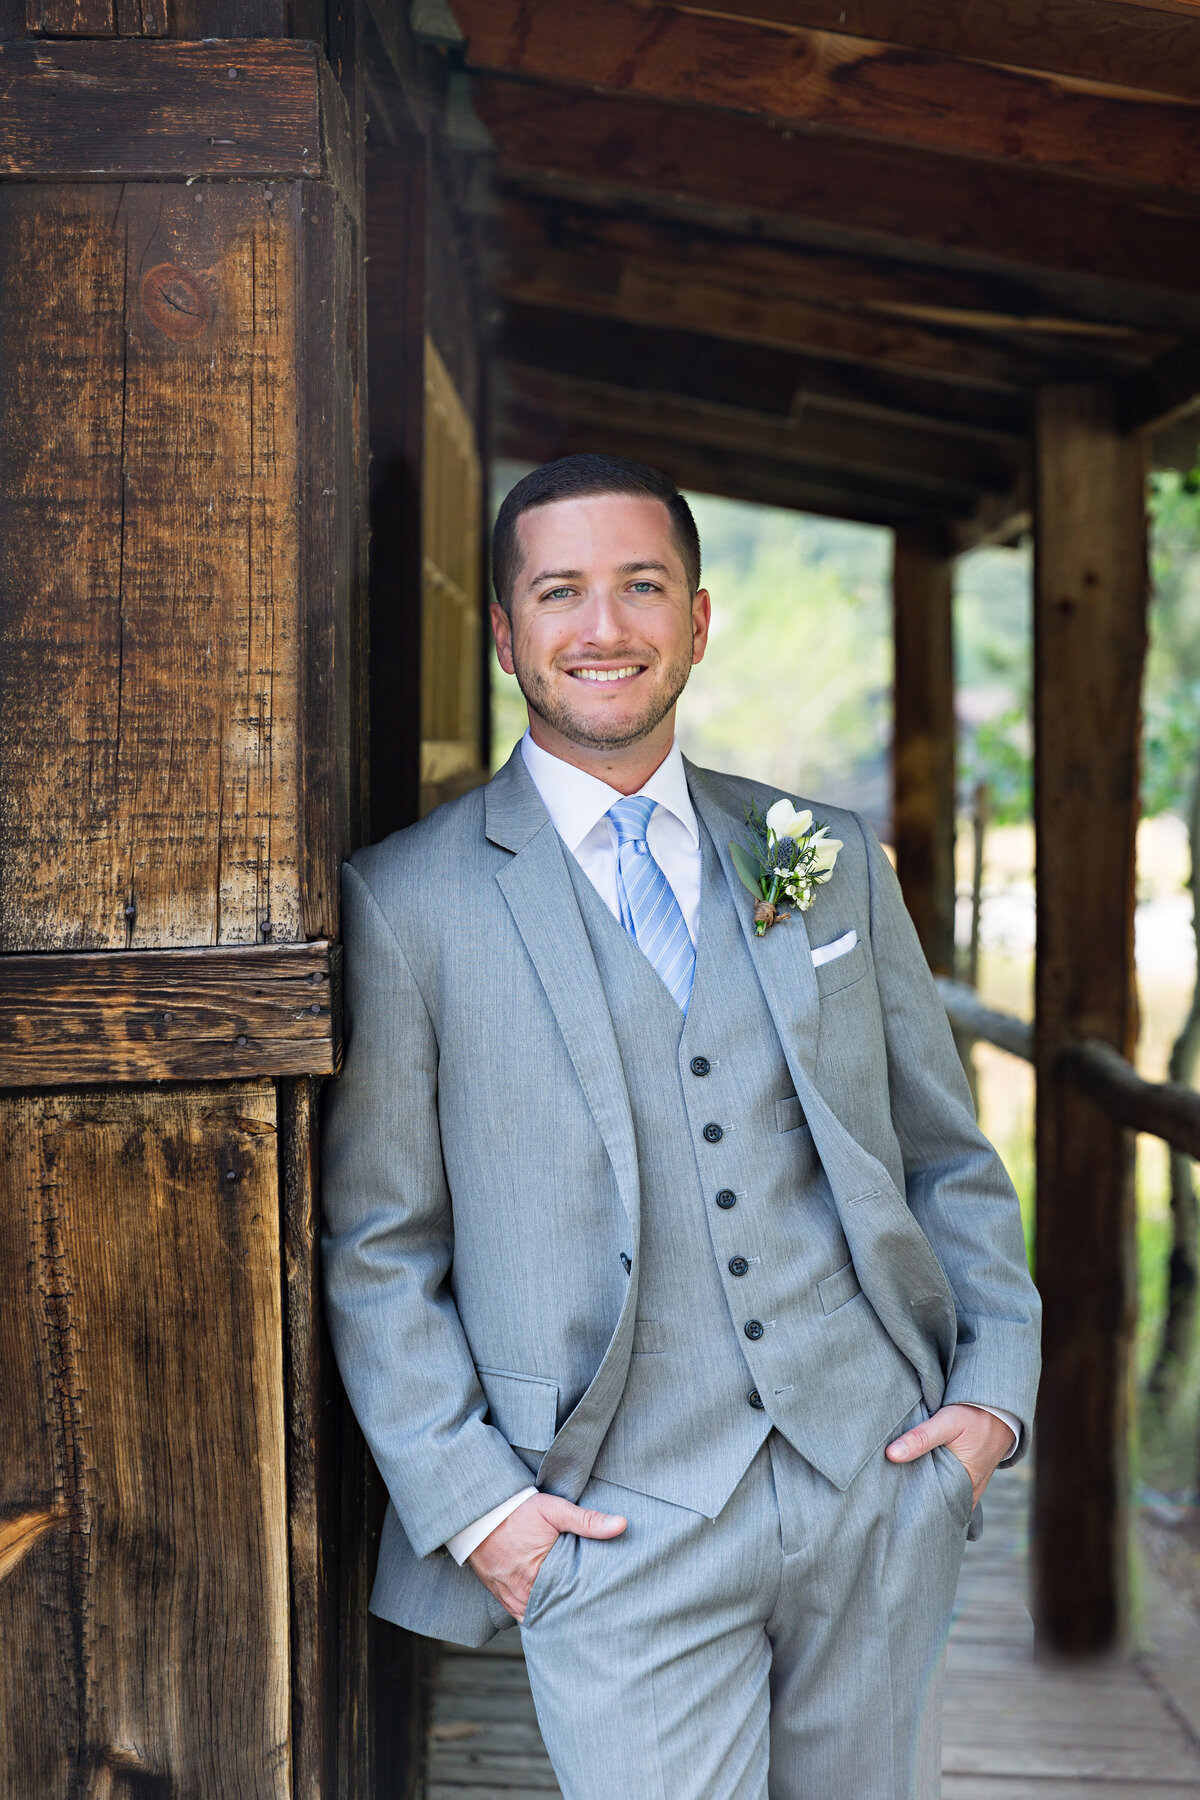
[445,1487,539,1566]
[965,1403,1020,1462]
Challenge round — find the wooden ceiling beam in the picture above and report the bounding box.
[496,183,1200,340]
[452,0,1200,202]
[492,237,1153,394]
[497,401,969,533]
[496,300,1031,441]
[1120,335,1200,433]
[669,1,1200,105]
[473,77,1200,296]
[496,362,1024,498]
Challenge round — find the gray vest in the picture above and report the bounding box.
[566,819,921,1516]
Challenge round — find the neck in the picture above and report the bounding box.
[526,710,677,794]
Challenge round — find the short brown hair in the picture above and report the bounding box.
[491,454,701,612]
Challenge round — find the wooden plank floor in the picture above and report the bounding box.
[427,1466,1200,1798]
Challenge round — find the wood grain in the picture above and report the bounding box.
[0,40,352,185]
[0,183,310,951]
[0,942,341,1086]
[453,0,1200,201]
[666,0,1200,106]
[1033,382,1148,1654]
[0,1082,290,1796]
[474,77,1200,295]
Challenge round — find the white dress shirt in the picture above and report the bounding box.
[445,734,1015,1564]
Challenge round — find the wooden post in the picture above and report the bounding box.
[1033,383,1148,1655]
[893,524,957,975]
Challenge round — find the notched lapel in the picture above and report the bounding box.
[494,815,641,1234]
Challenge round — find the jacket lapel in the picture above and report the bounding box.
[486,749,642,1235]
[688,762,821,1080]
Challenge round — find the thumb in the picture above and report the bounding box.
[886,1412,952,1463]
[537,1494,627,1539]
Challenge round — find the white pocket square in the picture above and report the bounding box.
[811,928,857,968]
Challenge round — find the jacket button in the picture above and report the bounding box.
[744,1319,764,1341]
[728,1256,749,1277]
[748,1389,765,1410]
[715,1189,737,1209]
[690,1055,711,1077]
[703,1122,724,1144]
[620,1253,631,1274]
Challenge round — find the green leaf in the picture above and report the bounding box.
[729,841,763,898]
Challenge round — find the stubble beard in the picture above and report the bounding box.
[511,638,695,751]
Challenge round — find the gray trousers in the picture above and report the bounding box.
[517,1409,972,1800]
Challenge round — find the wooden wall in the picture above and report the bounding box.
[0,2,490,1795]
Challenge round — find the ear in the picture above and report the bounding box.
[690,588,712,666]
[490,600,516,676]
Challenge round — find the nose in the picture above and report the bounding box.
[576,588,633,648]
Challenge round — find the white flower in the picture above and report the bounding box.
[810,836,843,876]
[765,798,813,842]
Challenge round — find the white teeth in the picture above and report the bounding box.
[572,666,641,682]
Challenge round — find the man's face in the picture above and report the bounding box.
[491,493,711,753]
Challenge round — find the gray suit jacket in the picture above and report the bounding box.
[321,748,1040,1627]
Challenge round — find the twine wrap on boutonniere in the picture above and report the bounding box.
[730,799,843,936]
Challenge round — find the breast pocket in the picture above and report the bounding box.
[814,938,867,998]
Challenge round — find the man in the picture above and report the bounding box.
[321,454,1040,1799]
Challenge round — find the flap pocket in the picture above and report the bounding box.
[775,1093,807,1134]
[815,939,867,997]
[632,1318,666,1353]
[818,1260,862,1315]
[476,1366,560,1453]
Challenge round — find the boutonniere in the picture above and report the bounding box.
[730,799,843,936]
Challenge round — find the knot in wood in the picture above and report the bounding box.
[140,263,213,343]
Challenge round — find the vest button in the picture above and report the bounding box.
[747,1389,765,1410]
[690,1055,711,1077]
[744,1319,764,1341]
[715,1189,737,1209]
[702,1122,724,1143]
[728,1255,749,1277]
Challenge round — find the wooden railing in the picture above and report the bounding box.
[936,976,1200,1161]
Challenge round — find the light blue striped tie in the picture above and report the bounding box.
[607,795,696,1015]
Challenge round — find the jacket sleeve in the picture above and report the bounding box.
[857,816,1042,1458]
[320,859,538,1557]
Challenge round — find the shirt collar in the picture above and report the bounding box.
[520,729,699,854]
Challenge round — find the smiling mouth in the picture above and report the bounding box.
[567,665,645,684]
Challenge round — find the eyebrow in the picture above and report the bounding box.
[527,560,672,588]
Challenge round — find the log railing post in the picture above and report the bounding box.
[892,524,958,975]
[1033,383,1148,1655]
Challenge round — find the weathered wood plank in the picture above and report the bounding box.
[892,525,957,976]
[0,40,353,187]
[453,0,1200,201]
[474,77,1200,295]
[670,0,1200,106]
[496,239,1144,393]
[0,943,342,1086]
[0,183,327,950]
[496,363,1020,498]
[1033,382,1148,1654]
[0,1082,290,1794]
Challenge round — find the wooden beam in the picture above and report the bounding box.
[1033,382,1148,1655]
[496,362,1022,498]
[669,0,1200,106]
[497,403,963,532]
[497,300,1031,441]
[892,525,957,975]
[496,182,1200,341]
[453,0,1200,201]
[0,943,342,1086]
[474,77,1200,296]
[494,240,1141,394]
[0,40,354,188]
